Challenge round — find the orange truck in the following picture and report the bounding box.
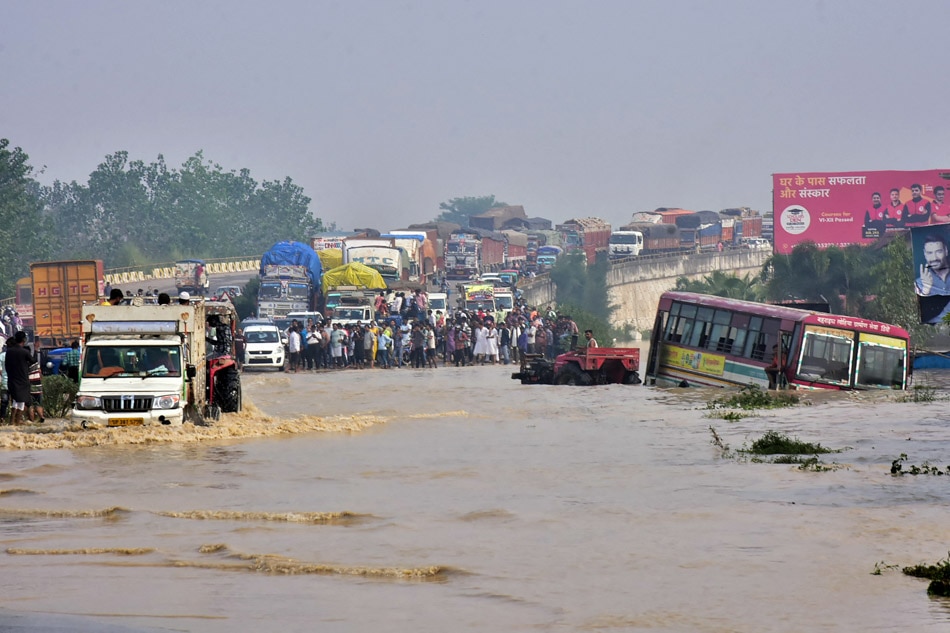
[31,260,104,348]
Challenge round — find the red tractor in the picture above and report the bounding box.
[512,347,641,385]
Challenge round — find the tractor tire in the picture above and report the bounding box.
[623,371,642,385]
[214,367,243,413]
[555,364,593,386]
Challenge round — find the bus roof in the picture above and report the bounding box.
[659,291,910,339]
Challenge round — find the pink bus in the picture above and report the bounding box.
[645,292,909,390]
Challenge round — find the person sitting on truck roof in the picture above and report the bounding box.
[157,292,171,305]
[103,288,124,306]
[178,291,190,305]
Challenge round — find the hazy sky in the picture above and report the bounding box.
[3,0,948,233]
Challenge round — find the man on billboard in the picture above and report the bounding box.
[916,233,950,296]
[903,184,932,225]
[862,192,887,238]
[884,188,906,228]
[932,186,949,224]
[912,227,950,323]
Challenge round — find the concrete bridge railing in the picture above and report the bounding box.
[520,250,769,333]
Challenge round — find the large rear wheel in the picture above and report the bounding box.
[623,371,642,385]
[555,363,592,386]
[214,367,243,413]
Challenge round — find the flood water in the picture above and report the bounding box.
[2,353,950,632]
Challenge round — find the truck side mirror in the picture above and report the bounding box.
[186,364,197,379]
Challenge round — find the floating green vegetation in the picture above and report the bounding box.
[747,430,835,455]
[902,553,950,597]
[871,561,900,576]
[708,427,844,469]
[895,385,940,403]
[707,410,748,422]
[706,384,800,411]
[890,454,950,476]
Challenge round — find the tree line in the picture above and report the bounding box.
[0,139,324,297]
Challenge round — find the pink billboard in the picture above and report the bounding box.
[772,169,950,255]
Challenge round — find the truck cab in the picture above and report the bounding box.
[72,302,242,427]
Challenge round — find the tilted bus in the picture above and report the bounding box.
[644,291,909,391]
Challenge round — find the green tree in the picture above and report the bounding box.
[40,150,325,267]
[550,251,588,304]
[435,195,506,227]
[674,270,765,301]
[0,140,50,295]
[549,252,618,339]
[863,237,931,345]
[764,241,885,315]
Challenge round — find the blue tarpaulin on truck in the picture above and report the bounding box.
[260,241,323,286]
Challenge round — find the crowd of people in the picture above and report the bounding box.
[248,289,589,372]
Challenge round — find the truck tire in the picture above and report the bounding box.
[555,363,592,386]
[214,367,243,413]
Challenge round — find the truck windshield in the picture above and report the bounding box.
[336,308,365,320]
[259,283,282,299]
[83,345,181,378]
[287,284,310,299]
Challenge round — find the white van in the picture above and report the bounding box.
[243,323,285,371]
[428,292,448,312]
[286,311,324,326]
[741,237,771,251]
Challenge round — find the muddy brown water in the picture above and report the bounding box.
[1,358,950,632]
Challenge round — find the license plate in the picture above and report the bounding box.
[108,417,144,427]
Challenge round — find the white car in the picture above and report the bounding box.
[243,324,285,371]
[741,238,771,251]
[215,285,243,298]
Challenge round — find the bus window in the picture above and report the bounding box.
[856,338,907,389]
[798,328,854,385]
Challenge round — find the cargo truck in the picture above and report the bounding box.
[31,260,105,349]
[174,259,210,296]
[71,299,242,427]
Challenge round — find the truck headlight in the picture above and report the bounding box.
[75,395,102,410]
[153,394,181,410]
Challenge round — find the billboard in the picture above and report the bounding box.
[911,225,950,324]
[772,169,950,255]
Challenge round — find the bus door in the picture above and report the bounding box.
[645,310,667,385]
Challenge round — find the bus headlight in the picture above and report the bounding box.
[153,394,181,410]
[75,395,102,410]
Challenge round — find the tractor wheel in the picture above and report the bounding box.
[214,367,243,413]
[623,371,642,385]
[555,364,592,386]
